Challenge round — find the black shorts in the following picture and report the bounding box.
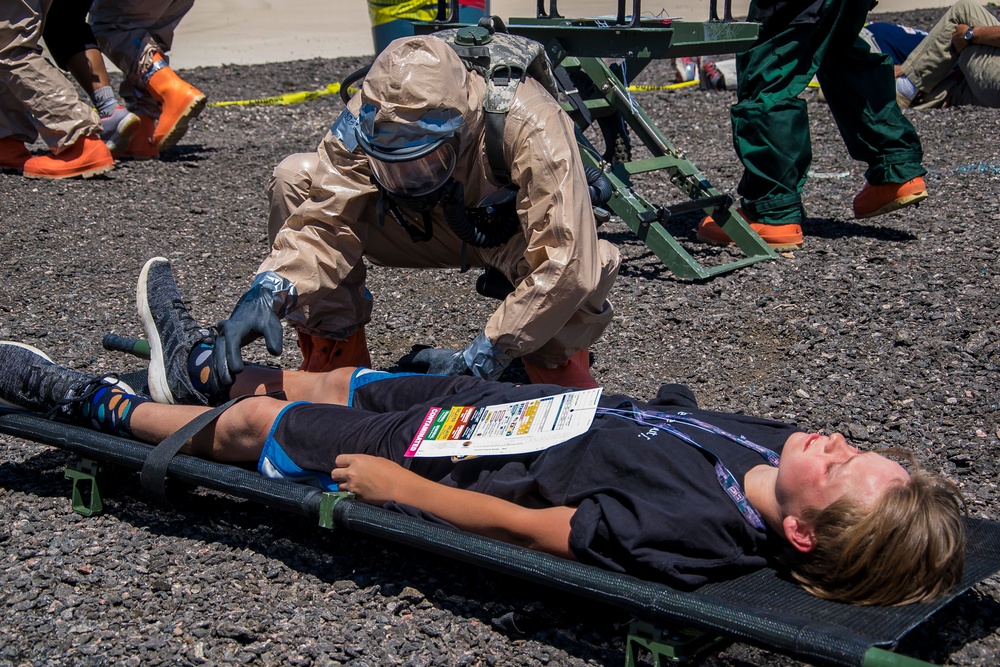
[259,370,490,488]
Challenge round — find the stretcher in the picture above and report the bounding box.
[416,0,780,279]
[1,399,998,667]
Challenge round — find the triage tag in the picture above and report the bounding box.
[405,388,603,458]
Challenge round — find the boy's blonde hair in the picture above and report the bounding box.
[791,451,966,606]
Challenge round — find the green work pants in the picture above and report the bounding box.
[732,0,926,224]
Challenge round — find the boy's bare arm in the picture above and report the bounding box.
[331,454,576,559]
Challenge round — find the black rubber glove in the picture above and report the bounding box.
[397,345,470,376]
[214,272,295,385]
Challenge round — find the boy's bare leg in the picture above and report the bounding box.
[128,396,286,463]
[230,366,356,405]
[66,49,113,95]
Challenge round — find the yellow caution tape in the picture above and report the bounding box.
[209,83,347,107]
[367,0,437,27]
[627,80,700,92]
[208,77,728,109]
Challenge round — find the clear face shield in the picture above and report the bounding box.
[359,135,459,199]
[355,104,463,206]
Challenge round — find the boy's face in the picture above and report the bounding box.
[775,432,910,520]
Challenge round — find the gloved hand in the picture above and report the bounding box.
[397,345,469,375]
[397,332,513,380]
[214,271,297,385]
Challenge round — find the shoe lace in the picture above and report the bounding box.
[171,297,216,345]
[43,373,122,421]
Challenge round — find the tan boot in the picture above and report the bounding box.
[145,55,207,151]
[23,135,114,180]
[524,350,598,389]
[0,137,31,171]
[297,329,373,372]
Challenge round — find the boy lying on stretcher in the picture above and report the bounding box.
[0,258,966,606]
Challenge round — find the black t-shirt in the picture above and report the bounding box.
[278,375,800,589]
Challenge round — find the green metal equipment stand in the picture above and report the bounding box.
[421,0,777,279]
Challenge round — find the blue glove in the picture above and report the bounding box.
[215,271,297,385]
[397,332,512,380]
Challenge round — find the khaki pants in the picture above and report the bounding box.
[0,0,100,150]
[903,0,1000,108]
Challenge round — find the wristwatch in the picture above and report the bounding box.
[964,27,975,44]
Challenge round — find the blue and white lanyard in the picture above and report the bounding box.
[596,406,781,531]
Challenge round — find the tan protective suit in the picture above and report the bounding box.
[88,0,194,117]
[263,35,620,369]
[0,0,100,151]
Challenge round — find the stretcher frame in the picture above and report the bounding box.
[419,0,779,279]
[2,406,998,667]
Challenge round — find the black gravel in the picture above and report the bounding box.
[1,7,998,666]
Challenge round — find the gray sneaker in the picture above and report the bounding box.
[137,257,221,405]
[99,106,140,155]
[0,342,132,421]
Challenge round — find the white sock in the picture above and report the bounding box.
[896,76,918,101]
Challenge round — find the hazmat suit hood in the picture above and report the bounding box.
[358,35,479,154]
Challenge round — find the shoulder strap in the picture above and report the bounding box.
[439,21,560,186]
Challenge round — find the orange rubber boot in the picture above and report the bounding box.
[0,137,31,171]
[524,350,599,389]
[297,329,373,372]
[145,56,207,151]
[118,114,158,159]
[697,209,802,250]
[852,177,928,219]
[23,135,114,179]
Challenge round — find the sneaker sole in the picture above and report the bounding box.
[0,341,134,409]
[106,114,141,155]
[155,95,207,152]
[136,257,178,404]
[855,190,928,219]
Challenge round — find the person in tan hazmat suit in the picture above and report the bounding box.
[213,33,621,390]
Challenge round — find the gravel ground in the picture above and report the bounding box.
[1,7,998,666]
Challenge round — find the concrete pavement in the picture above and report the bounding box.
[167,0,952,69]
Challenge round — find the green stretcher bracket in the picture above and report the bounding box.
[624,619,729,665]
[862,647,939,667]
[65,458,104,516]
[318,491,357,530]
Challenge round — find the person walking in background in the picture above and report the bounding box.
[697,0,929,250]
[0,0,115,179]
[42,0,139,156]
[88,0,206,159]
